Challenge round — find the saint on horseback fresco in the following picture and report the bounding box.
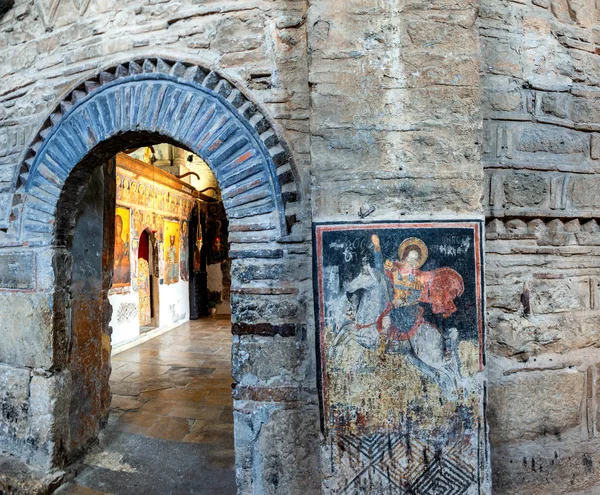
[314,221,486,494]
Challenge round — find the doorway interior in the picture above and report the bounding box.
[60,143,236,494]
[137,228,157,332]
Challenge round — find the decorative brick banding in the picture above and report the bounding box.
[231,322,305,337]
[232,385,302,402]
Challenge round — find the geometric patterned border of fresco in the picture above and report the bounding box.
[313,221,489,494]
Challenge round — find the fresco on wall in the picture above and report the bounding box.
[131,239,139,291]
[164,220,180,285]
[113,162,196,292]
[206,202,228,265]
[116,302,138,324]
[138,258,151,326]
[116,169,194,220]
[158,241,165,284]
[133,209,144,238]
[180,220,189,282]
[113,207,131,287]
[313,221,486,495]
[151,233,160,279]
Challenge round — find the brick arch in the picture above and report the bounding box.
[19,57,300,242]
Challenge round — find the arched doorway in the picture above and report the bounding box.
[61,145,237,492]
[137,229,154,329]
[6,59,320,492]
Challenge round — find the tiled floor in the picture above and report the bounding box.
[56,316,236,495]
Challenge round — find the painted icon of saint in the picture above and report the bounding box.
[371,235,464,352]
[113,212,131,285]
[180,220,189,282]
[167,234,179,283]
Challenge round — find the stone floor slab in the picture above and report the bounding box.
[65,317,234,494]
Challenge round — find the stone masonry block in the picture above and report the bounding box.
[232,336,309,387]
[503,173,548,207]
[26,370,71,469]
[486,89,523,113]
[0,251,35,290]
[516,128,586,154]
[234,403,320,495]
[486,284,523,313]
[530,278,586,314]
[34,248,58,291]
[0,363,30,437]
[492,434,600,495]
[256,405,320,495]
[572,99,600,126]
[540,93,570,120]
[0,193,12,229]
[231,258,309,284]
[230,293,302,324]
[488,370,584,444]
[0,291,55,368]
[570,176,600,208]
[0,363,31,467]
[591,135,600,160]
[211,15,265,54]
[488,309,600,357]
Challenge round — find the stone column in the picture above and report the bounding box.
[307,0,489,492]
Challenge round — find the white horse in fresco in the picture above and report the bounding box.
[330,259,461,398]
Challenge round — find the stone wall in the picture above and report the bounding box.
[480,1,600,493]
[308,0,483,221]
[0,1,318,493]
[0,0,489,491]
[5,0,600,492]
[307,0,488,492]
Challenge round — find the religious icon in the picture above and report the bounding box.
[193,222,203,274]
[138,257,151,326]
[112,207,131,287]
[133,209,144,237]
[158,241,165,284]
[372,235,464,361]
[143,146,153,165]
[151,232,160,278]
[131,239,139,291]
[163,220,180,285]
[314,221,485,494]
[180,220,189,282]
[116,175,122,201]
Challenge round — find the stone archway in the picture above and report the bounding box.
[20,58,299,241]
[3,58,319,493]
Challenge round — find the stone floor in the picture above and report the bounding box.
[55,316,236,495]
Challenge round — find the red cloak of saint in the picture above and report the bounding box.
[377,262,465,343]
[417,267,464,318]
